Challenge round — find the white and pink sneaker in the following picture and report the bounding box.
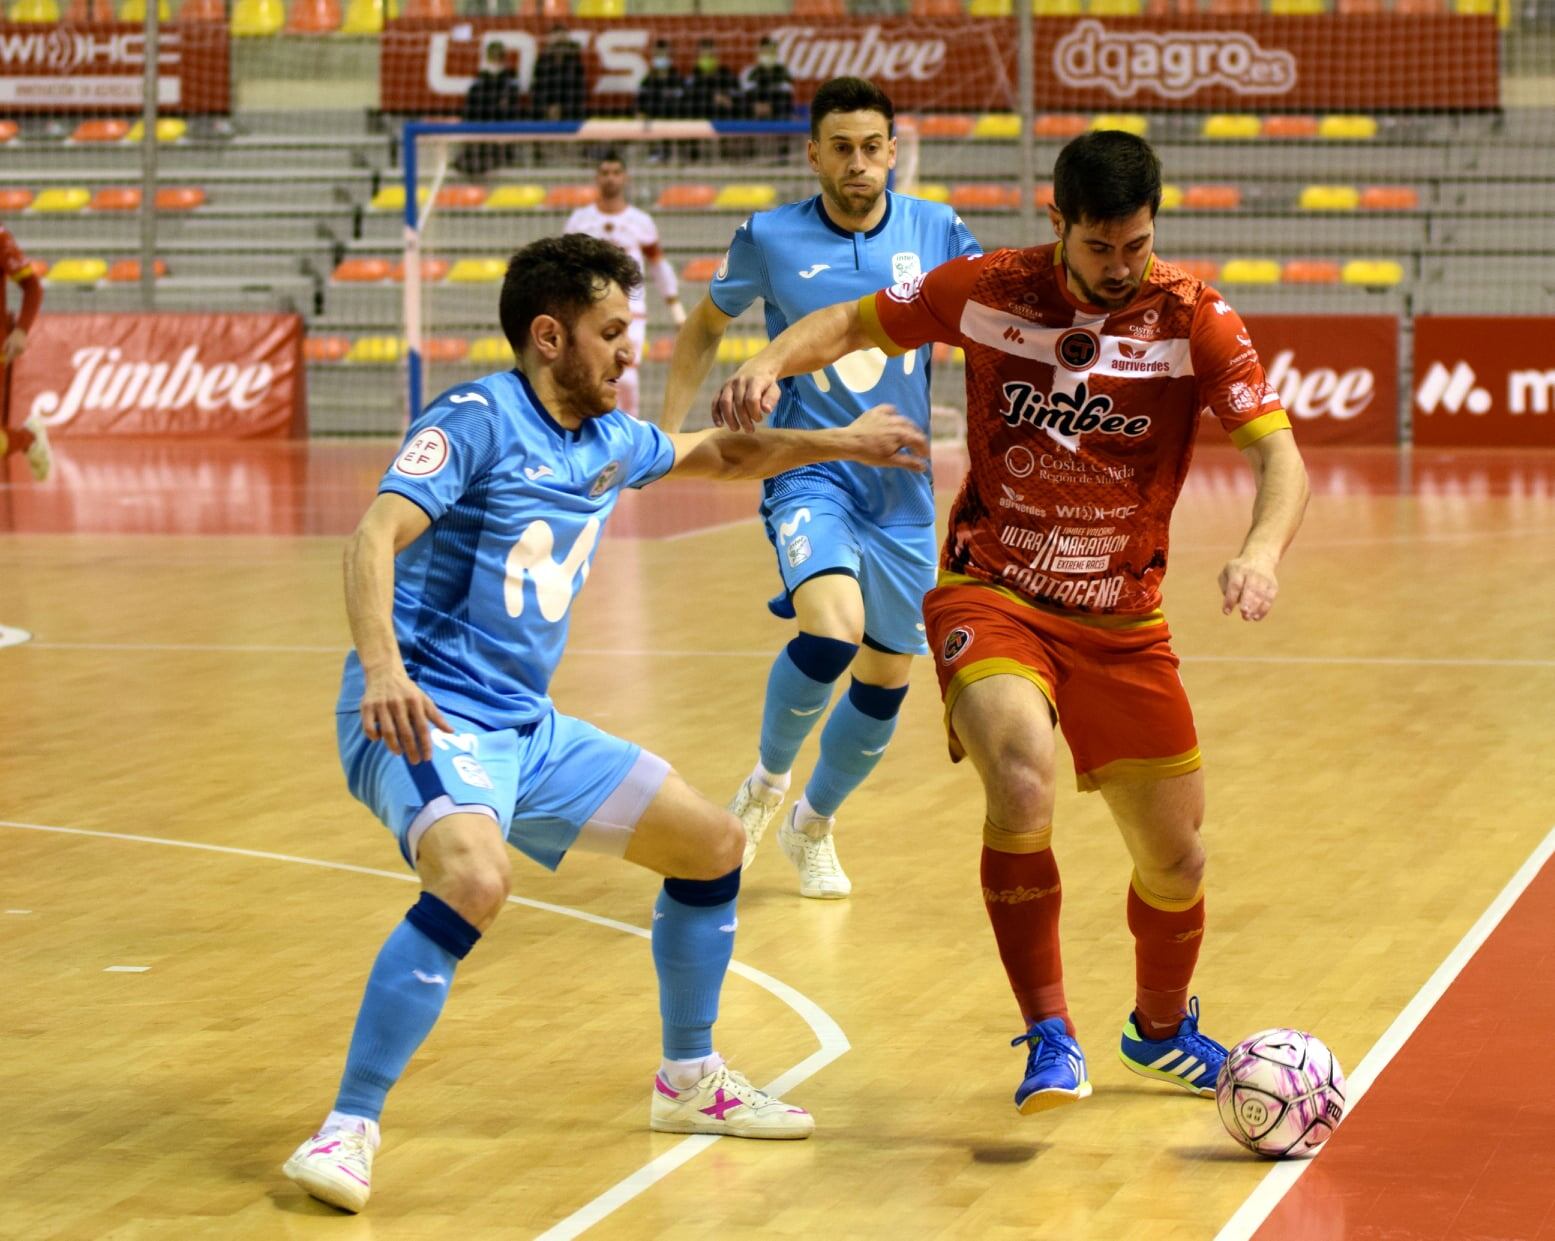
[650,1063,814,1139]
[282,1117,379,1212]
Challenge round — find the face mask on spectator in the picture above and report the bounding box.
[759,51,778,67]
[652,54,671,70]
[696,54,717,72]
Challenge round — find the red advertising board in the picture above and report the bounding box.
[0,22,230,113]
[9,313,305,438]
[1412,317,1555,448]
[1197,314,1398,446]
[380,16,1497,115]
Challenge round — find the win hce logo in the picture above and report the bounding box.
[1416,362,1555,415]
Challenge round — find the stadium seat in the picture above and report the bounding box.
[286,0,342,31]
[973,114,1022,140]
[1299,184,1361,210]
[30,188,91,213]
[1270,0,1325,11]
[370,185,428,212]
[346,336,403,364]
[90,187,143,212]
[423,337,470,363]
[127,118,188,143]
[544,184,597,209]
[469,336,515,364]
[1171,259,1220,283]
[1033,183,1056,208]
[0,189,32,211]
[1204,0,1258,10]
[915,183,951,204]
[909,0,961,13]
[107,258,169,282]
[1202,114,1261,140]
[949,184,1021,211]
[575,0,626,13]
[1086,0,1142,13]
[1261,115,1319,138]
[716,335,766,364]
[25,259,49,279]
[7,0,59,19]
[1218,259,1280,284]
[447,258,506,283]
[916,115,975,140]
[713,184,777,211]
[0,121,16,144]
[304,336,352,364]
[484,184,546,210]
[340,0,384,34]
[656,184,717,210]
[401,0,453,13]
[931,343,965,366]
[1341,259,1403,285]
[538,0,570,15]
[1281,259,1342,284]
[1394,0,1446,10]
[680,257,722,282]
[332,257,393,283]
[968,0,1012,13]
[1319,115,1378,139]
[118,0,168,15]
[436,185,488,209]
[1091,114,1148,136]
[1184,184,1242,209]
[1337,0,1384,9]
[155,186,206,211]
[45,258,109,285]
[1034,114,1088,138]
[1452,0,1496,13]
[646,338,676,364]
[391,258,451,283]
[790,0,844,12]
[179,0,226,20]
[1359,185,1421,210]
[1033,0,1083,13]
[231,0,283,25]
[72,119,131,144]
[1158,184,1184,210]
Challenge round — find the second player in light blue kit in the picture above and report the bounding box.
[661,76,980,899]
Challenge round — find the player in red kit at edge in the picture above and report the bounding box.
[1,219,52,481]
[713,131,1309,1117]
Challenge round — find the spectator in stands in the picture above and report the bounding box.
[0,219,50,483]
[743,37,794,122]
[637,39,684,120]
[682,38,741,122]
[458,42,520,176]
[531,24,587,123]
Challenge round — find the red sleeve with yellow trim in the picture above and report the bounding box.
[859,253,989,357]
[1189,286,1291,449]
[1,226,33,283]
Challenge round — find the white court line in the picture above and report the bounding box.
[1214,822,1555,1241]
[0,818,849,1240]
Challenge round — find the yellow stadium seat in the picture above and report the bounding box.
[1270,0,1326,11]
[1091,114,1148,136]
[370,185,432,212]
[232,0,284,34]
[45,258,109,284]
[574,0,624,13]
[1341,259,1403,286]
[1087,0,1142,13]
[484,185,546,211]
[1453,0,1495,11]
[1218,259,1281,284]
[914,183,951,204]
[713,184,776,211]
[1319,114,1378,140]
[8,0,59,16]
[968,0,1012,14]
[346,336,403,364]
[973,114,1021,140]
[1202,114,1261,140]
[127,118,187,144]
[1158,184,1184,211]
[716,336,766,365]
[118,0,169,16]
[1033,0,1082,13]
[469,336,515,364]
[1299,184,1360,211]
[30,188,91,213]
[341,0,384,34]
[447,258,506,283]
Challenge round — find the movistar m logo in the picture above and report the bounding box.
[504,518,600,622]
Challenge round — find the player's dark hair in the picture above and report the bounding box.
[1052,131,1163,227]
[597,148,624,168]
[809,76,895,139]
[500,234,642,353]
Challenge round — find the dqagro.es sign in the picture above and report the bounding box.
[0,22,230,113]
[11,313,305,438]
[1413,317,1555,448]
[1197,315,1398,446]
[380,16,1496,114]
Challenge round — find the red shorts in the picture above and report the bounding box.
[922,579,1201,791]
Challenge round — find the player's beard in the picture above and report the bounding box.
[555,332,618,418]
[1071,267,1142,311]
[820,169,883,224]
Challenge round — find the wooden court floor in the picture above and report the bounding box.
[2,440,1553,1241]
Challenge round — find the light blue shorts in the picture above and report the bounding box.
[762,493,937,656]
[336,707,669,872]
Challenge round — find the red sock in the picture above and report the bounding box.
[1127,871,1205,1039]
[981,822,1070,1033]
[0,426,32,458]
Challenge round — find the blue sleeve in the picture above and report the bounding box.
[377,385,502,521]
[708,215,767,319]
[949,210,982,259]
[625,417,675,489]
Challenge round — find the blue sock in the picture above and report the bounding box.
[758,633,858,776]
[805,679,909,818]
[333,893,481,1122]
[653,869,740,1060]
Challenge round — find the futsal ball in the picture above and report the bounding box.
[1215,1029,1346,1158]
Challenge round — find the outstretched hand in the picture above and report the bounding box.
[845,405,929,472]
[1219,553,1279,621]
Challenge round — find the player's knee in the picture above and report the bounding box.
[985,758,1056,830]
[786,632,859,684]
[695,814,745,878]
[434,858,511,928]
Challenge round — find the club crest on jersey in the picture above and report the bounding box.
[588,460,622,497]
[998,381,1152,438]
[891,251,922,284]
[942,626,973,663]
[1055,328,1100,372]
[394,427,449,477]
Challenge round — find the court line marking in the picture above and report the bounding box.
[0,818,849,1240]
[1213,821,1555,1241]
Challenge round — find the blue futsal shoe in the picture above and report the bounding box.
[1118,996,1227,1097]
[1010,1016,1092,1114]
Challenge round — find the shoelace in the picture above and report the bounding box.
[799,831,844,879]
[1164,998,1226,1061]
[1009,1029,1074,1077]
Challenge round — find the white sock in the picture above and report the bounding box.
[793,795,831,826]
[752,762,790,794]
[660,1052,724,1091]
[322,1111,381,1146]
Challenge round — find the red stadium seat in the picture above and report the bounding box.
[1172,258,1221,283]
[0,188,33,211]
[107,258,169,282]
[1033,182,1056,208]
[435,185,488,210]
[1360,185,1421,210]
[1183,184,1242,210]
[656,184,718,210]
[332,257,392,283]
[910,0,963,14]
[0,121,17,144]
[544,184,597,209]
[305,336,352,363]
[680,257,723,282]
[791,0,846,12]
[1261,115,1319,138]
[390,258,451,283]
[180,0,226,18]
[155,186,206,211]
[72,119,131,144]
[647,337,677,363]
[423,337,470,362]
[285,0,341,29]
[1281,259,1342,284]
[90,187,142,212]
[1034,114,1088,138]
[949,183,1021,210]
[917,114,976,140]
[1204,0,1257,10]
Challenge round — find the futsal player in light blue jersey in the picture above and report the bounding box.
[281,235,928,1215]
[661,77,980,899]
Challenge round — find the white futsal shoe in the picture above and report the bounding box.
[729,775,785,871]
[282,1118,379,1213]
[777,806,852,900]
[22,415,52,482]
[651,1062,814,1139]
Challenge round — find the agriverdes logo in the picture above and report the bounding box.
[1053,21,1297,100]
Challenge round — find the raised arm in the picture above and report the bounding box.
[659,294,735,432]
[1219,428,1309,621]
[712,299,878,433]
[665,405,927,482]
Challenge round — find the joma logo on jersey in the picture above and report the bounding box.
[997,381,1152,438]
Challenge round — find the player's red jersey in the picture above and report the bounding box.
[860,243,1290,621]
[2,223,39,338]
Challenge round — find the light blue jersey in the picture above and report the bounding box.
[710,190,980,529]
[336,368,675,730]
